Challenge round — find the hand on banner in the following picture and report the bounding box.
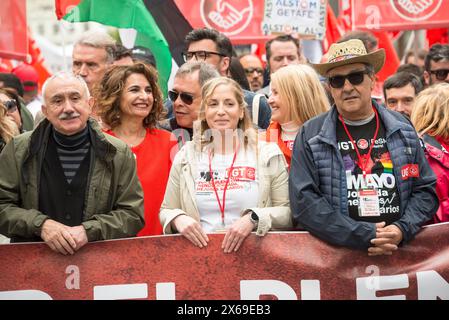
[67,225,88,251]
[40,219,77,255]
[398,0,434,15]
[172,214,209,248]
[208,0,250,30]
[368,222,403,256]
[222,214,253,253]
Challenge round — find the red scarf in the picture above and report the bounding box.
[265,121,292,167]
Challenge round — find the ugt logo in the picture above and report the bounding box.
[200,0,253,36]
[390,0,443,21]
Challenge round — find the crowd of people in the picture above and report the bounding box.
[0,27,448,257]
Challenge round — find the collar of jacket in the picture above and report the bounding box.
[318,99,411,146]
[26,117,116,162]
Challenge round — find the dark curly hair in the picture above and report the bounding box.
[95,62,165,129]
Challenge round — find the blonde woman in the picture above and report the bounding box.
[411,83,449,223]
[160,77,291,253]
[0,100,19,152]
[265,64,329,167]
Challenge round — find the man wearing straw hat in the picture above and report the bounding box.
[289,39,438,255]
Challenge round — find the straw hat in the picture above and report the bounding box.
[312,39,385,76]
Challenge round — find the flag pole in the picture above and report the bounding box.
[60,19,68,72]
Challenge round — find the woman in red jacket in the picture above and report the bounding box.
[411,83,449,223]
[264,64,329,167]
[95,63,178,235]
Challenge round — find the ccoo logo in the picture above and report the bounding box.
[390,0,443,21]
[200,0,253,36]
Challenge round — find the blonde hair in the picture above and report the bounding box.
[411,83,449,140]
[0,102,19,145]
[270,64,329,125]
[194,77,257,151]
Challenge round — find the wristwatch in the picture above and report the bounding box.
[248,210,259,227]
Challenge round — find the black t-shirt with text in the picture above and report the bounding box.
[336,116,401,224]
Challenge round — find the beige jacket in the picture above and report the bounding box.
[160,140,292,236]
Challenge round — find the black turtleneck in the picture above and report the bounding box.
[53,126,90,184]
[36,126,92,232]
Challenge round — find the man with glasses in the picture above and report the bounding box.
[172,28,271,130]
[424,44,449,86]
[0,72,144,254]
[159,62,219,148]
[289,39,437,254]
[239,54,264,92]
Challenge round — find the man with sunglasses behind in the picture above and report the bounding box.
[289,39,438,255]
[239,54,264,92]
[159,62,219,148]
[424,44,449,86]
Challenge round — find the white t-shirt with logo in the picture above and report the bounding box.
[195,148,259,232]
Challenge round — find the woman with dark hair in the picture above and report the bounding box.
[228,57,250,91]
[95,63,178,236]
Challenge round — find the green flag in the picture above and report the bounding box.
[63,0,171,95]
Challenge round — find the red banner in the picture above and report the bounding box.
[1,223,449,300]
[174,0,268,44]
[0,0,28,61]
[352,0,449,31]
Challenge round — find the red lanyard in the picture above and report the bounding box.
[208,146,239,225]
[339,107,379,179]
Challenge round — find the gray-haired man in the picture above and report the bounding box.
[0,72,144,254]
[72,31,116,93]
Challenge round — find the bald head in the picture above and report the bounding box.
[239,54,264,91]
[42,72,90,104]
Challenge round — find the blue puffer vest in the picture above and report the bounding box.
[289,100,438,249]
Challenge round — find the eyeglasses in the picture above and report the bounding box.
[182,50,226,62]
[327,70,370,89]
[2,100,18,113]
[429,69,449,81]
[244,67,263,75]
[168,90,194,105]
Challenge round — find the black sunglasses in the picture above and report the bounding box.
[429,69,449,81]
[168,90,194,105]
[244,67,263,75]
[3,100,18,113]
[182,50,226,62]
[328,70,370,89]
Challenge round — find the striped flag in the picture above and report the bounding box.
[55,0,192,95]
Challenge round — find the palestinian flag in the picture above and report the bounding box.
[55,0,192,95]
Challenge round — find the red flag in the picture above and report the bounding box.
[0,0,28,61]
[373,31,400,82]
[427,28,449,47]
[55,0,81,20]
[338,0,352,32]
[323,4,344,53]
[27,31,52,91]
